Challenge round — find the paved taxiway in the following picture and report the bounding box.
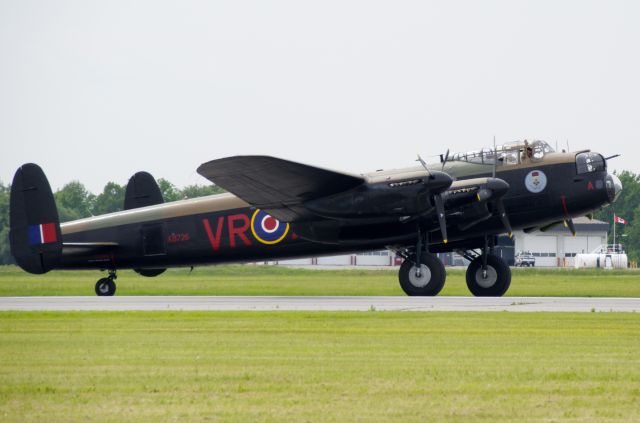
[0,296,639,312]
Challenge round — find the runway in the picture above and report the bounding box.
[0,296,639,312]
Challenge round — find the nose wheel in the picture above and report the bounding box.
[95,271,117,296]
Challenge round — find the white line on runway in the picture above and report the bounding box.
[0,296,639,312]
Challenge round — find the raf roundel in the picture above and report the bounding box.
[250,209,290,245]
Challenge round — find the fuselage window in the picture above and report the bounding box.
[576,152,606,174]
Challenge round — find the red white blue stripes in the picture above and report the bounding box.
[28,223,57,246]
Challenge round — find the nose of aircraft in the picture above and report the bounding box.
[606,173,622,203]
[428,171,454,194]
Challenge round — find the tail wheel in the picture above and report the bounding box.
[466,255,511,297]
[399,252,446,296]
[95,277,116,296]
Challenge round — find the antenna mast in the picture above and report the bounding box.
[492,135,497,178]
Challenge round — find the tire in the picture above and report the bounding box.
[398,252,446,296]
[466,255,511,297]
[95,277,116,296]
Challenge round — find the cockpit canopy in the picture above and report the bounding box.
[447,140,555,167]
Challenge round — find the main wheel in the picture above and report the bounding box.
[95,277,116,296]
[398,252,446,296]
[466,255,511,297]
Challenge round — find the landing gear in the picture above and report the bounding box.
[465,254,511,297]
[398,251,446,296]
[95,270,117,296]
[458,236,511,297]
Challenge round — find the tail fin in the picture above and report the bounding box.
[125,171,167,278]
[9,163,62,274]
[124,171,164,210]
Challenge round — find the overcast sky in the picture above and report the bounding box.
[1,0,639,193]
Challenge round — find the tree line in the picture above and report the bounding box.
[592,171,640,261]
[1,171,639,265]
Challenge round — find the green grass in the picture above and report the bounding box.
[1,265,639,297]
[0,311,639,422]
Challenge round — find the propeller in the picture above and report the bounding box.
[433,194,448,244]
[416,154,432,178]
[476,188,492,202]
[417,154,449,243]
[475,178,513,238]
[527,220,568,235]
[564,219,577,237]
[539,220,563,232]
[440,149,450,171]
[495,199,513,238]
[539,218,577,237]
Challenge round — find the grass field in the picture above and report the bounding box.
[0,311,639,422]
[0,264,639,297]
[1,266,639,421]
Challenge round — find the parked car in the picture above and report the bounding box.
[515,251,536,267]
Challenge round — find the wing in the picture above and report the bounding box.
[441,177,512,235]
[197,156,365,221]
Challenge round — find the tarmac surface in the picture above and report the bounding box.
[0,296,639,312]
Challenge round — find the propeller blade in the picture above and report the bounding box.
[433,194,448,244]
[416,154,433,178]
[540,220,563,232]
[564,218,577,237]
[441,149,450,171]
[495,198,513,238]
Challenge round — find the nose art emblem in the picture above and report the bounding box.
[524,170,547,193]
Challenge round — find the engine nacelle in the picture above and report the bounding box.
[304,171,452,219]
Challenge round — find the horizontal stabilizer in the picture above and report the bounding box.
[197,156,365,221]
[62,242,119,257]
[63,242,119,248]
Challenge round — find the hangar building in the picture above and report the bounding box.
[275,217,609,268]
[509,216,609,267]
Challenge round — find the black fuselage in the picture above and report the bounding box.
[58,160,612,271]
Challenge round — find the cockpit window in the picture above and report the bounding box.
[448,140,554,167]
[576,152,606,174]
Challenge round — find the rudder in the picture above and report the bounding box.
[124,171,164,210]
[124,171,167,277]
[9,163,62,274]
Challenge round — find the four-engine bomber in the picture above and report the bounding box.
[10,140,621,296]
